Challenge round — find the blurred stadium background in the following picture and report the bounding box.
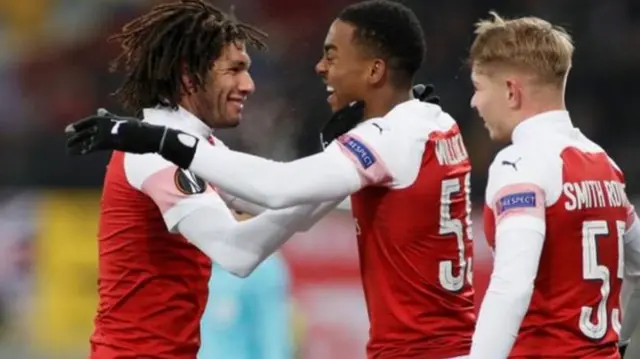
[0,0,639,358]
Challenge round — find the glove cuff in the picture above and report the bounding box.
[159,130,199,168]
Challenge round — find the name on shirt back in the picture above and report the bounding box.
[564,180,626,211]
[434,133,469,166]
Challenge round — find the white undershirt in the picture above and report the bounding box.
[189,141,362,208]
[470,215,545,358]
[176,200,335,278]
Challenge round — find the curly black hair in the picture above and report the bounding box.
[338,0,425,86]
[109,0,268,115]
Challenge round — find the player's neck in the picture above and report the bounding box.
[515,90,566,124]
[363,88,412,120]
[179,98,209,128]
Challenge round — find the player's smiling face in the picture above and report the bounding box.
[193,42,255,129]
[315,20,371,113]
[470,65,514,143]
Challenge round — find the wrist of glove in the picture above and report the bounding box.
[319,83,440,148]
[65,109,198,168]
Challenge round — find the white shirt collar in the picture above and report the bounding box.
[142,105,213,138]
[511,110,573,144]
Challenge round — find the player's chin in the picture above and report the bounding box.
[327,94,350,113]
[224,116,241,128]
[223,105,243,127]
[488,128,509,143]
[327,93,340,113]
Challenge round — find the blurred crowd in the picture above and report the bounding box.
[0,0,638,197]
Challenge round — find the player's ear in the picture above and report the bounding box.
[180,63,194,94]
[367,59,386,85]
[505,78,522,110]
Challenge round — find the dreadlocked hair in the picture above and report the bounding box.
[109,0,268,115]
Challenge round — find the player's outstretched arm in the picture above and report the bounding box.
[619,206,640,356]
[184,143,364,208]
[182,114,425,208]
[196,139,347,220]
[65,111,364,208]
[470,149,548,358]
[181,99,434,208]
[65,111,421,209]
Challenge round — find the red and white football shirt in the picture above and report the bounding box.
[475,110,640,358]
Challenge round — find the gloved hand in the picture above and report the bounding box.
[320,83,440,148]
[412,83,440,104]
[319,101,364,149]
[65,109,199,168]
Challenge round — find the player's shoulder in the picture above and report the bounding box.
[123,152,177,190]
[570,132,622,172]
[490,142,562,173]
[490,144,529,172]
[348,100,457,140]
[487,143,562,203]
[384,99,457,132]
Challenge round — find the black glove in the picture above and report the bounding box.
[620,343,627,357]
[65,109,199,168]
[412,83,440,104]
[320,83,440,148]
[319,101,364,149]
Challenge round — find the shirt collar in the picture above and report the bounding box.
[511,110,573,144]
[142,105,213,138]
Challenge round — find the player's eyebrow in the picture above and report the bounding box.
[323,44,338,53]
[229,59,251,69]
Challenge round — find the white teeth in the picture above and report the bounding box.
[326,86,334,93]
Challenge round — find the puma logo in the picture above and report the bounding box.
[501,157,522,170]
[110,119,127,135]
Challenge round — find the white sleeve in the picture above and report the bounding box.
[124,152,227,232]
[471,146,551,359]
[208,138,268,216]
[620,209,640,345]
[330,118,427,189]
[187,138,360,209]
[219,188,342,231]
[297,198,344,231]
[218,190,267,215]
[123,152,331,277]
[470,220,545,358]
[186,118,428,209]
[176,198,341,277]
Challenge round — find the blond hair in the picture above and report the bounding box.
[469,11,574,86]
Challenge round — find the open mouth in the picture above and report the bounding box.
[228,97,245,109]
[326,85,335,103]
[227,101,245,116]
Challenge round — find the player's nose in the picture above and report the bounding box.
[315,58,328,77]
[470,93,477,109]
[237,71,255,95]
